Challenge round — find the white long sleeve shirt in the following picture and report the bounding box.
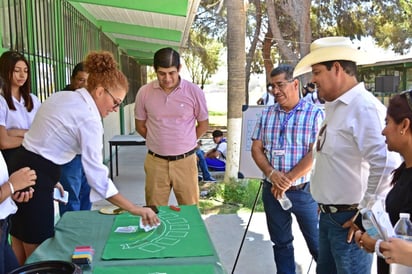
[311,83,401,206]
[23,88,118,202]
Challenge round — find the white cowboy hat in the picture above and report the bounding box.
[293,36,374,77]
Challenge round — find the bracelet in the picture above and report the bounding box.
[267,169,275,181]
[375,239,384,258]
[8,181,14,194]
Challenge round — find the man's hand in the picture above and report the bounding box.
[342,210,361,243]
[268,170,291,199]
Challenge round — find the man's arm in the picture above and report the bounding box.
[135,119,147,138]
[285,144,314,182]
[251,139,291,198]
[196,119,208,139]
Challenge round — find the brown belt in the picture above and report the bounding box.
[318,203,359,214]
[148,148,196,161]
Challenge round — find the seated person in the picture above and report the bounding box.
[205,130,227,171]
[196,140,216,182]
[257,83,275,106]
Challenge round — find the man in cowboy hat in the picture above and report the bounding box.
[294,37,401,274]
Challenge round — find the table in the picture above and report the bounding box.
[26,207,227,273]
[108,134,145,180]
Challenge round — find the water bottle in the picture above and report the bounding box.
[278,193,292,210]
[391,213,412,274]
[360,208,381,239]
[393,213,412,241]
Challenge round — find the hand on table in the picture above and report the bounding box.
[136,206,160,227]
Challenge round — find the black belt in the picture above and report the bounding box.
[264,180,307,191]
[318,203,358,214]
[148,148,196,161]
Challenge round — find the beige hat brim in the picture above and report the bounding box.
[293,45,375,78]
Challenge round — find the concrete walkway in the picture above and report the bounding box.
[91,142,321,274]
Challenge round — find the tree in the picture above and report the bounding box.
[225,0,246,181]
[182,30,222,89]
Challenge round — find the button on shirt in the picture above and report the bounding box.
[252,100,324,185]
[0,94,41,129]
[135,79,209,155]
[310,83,402,206]
[0,155,16,219]
[22,88,118,202]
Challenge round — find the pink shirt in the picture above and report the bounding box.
[135,78,208,155]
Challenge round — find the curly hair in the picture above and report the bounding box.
[0,51,34,111]
[83,51,128,93]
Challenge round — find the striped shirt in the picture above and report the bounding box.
[252,99,324,185]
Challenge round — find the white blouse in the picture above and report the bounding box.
[0,155,17,219]
[23,88,118,202]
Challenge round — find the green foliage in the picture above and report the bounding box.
[182,29,223,89]
[200,179,264,214]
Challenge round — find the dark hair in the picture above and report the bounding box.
[387,93,412,185]
[71,62,85,78]
[0,51,34,111]
[319,60,357,76]
[270,64,294,80]
[212,130,223,138]
[84,51,128,93]
[153,47,180,71]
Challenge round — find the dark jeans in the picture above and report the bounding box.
[262,180,319,274]
[59,155,92,215]
[317,211,372,274]
[0,217,19,274]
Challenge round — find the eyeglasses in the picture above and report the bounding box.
[104,88,122,109]
[269,79,294,91]
[400,89,412,112]
[316,124,327,152]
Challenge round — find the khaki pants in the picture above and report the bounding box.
[144,153,199,206]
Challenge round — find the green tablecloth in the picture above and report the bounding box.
[102,205,214,260]
[26,206,226,274]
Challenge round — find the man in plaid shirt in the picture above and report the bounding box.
[252,64,324,273]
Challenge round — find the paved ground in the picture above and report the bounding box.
[91,140,320,274]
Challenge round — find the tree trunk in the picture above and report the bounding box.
[225,0,246,181]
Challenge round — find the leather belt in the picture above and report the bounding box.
[264,180,307,191]
[148,148,196,161]
[318,203,359,214]
[289,183,307,191]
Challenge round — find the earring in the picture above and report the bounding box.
[401,131,404,135]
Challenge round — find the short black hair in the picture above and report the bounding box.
[71,62,85,78]
[270,64,294,80]
[319,60,357,76]
[153,47,180,71]
[212,130,223,138]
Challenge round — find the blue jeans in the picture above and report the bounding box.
[196,149,214,181]
[262,181,319,274]
[317,211,373,274]
[0,217,19,274]
[59,155,91,215]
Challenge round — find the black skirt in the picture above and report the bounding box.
[8,146,60,244]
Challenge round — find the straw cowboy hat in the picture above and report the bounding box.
[293,36,374,77]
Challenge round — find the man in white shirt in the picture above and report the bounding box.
[294,37,401,274]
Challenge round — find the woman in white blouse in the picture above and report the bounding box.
[0,51,41,168]
[7,51,160,264]
[0,153,36,273]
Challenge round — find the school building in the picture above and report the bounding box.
[0,0,200,161]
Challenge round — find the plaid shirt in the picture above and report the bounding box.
[252,99,324,185]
